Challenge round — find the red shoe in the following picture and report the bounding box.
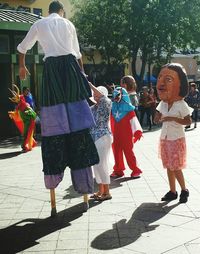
[130,168,142,178]
[110,171,124,178]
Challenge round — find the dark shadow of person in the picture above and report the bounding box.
[91,201,179,250]
[63,185,82,199]
[0,151,22,159]
[0,201,100,254]
[63,181,99,199]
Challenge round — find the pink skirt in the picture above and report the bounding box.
[159,137,186,170]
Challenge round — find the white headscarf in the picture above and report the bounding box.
[97,86,108,97]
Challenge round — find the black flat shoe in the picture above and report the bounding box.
[161,191,178,201]
[179,189,189,203]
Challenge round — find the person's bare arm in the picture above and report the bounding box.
[19,53,30,80]
[88,82,103,97]
[77,57,84,72]
[161,115,192,125]
[154,110,162,124]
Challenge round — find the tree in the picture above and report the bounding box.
[71,0,128,65]
[71,0,200,87]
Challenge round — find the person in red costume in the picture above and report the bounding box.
[8,85,37,152]
[110,87,143,178]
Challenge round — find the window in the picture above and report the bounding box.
[33,8,42,16]
[16,6,31,12]
[0,35,9,54]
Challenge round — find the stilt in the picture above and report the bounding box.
[83,194,89,212]
[50,188,57,217]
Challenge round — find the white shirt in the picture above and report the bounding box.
[17,13,82,60]
[156,100,193,140]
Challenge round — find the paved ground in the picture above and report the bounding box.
[0,123,200,254]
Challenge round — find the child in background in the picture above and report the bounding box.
[22,87,35,110]
[154,63,193,203]
[120,75,140,119]
[89,83,113,201]
[185,82,200,129]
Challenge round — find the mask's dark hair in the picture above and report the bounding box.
[161,63,189,97]
[49,1,64,14]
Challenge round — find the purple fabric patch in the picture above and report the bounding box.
[71,167,94,194]
[41,104,70,136]
[40,100,95,136]
[67,100,96,132]
[44,173,64,189]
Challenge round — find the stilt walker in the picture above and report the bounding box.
[16,1,99,216]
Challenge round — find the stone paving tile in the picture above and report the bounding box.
[59,229,88,240]
[21,240,57,252]
[123,226,199,254]
[185,237,200,254]
[57,239,88,249]
[88,249,144,254]
[163,246,190,254]
[55,250,88,254]
[22,251,55,254]
[1,126,200,253]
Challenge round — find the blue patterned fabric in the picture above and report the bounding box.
[90,96,112,142]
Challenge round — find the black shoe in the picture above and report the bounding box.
[161,191,178,201]
[185,125,191,129]
[179,189,189,203]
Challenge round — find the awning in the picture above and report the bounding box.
[0,9,42,31]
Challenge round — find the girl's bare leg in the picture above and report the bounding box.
[174,170,186,190]
[98,183,104,195]
[167,169,176,193]
[103,184,110,195]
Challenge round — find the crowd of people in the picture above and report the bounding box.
[9,1,200,211]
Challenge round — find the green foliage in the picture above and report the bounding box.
[71,0,200,81]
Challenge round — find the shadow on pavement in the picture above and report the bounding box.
[91,201,179,250]
[0,136,41,149]
[63,185,82,199]
[110,176,140,190]
[0,151,23,159]
[0,137,21,149]
[63,181,100,199]
[0,201,99,254]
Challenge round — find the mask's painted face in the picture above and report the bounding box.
[156,67,181,103]
[113,88,122,102]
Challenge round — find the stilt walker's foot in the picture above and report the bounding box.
[110,171,124,178]
[50,188,57,217]
[51,207,57,217]
[83,202,89,212]
[83,194,89,212]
